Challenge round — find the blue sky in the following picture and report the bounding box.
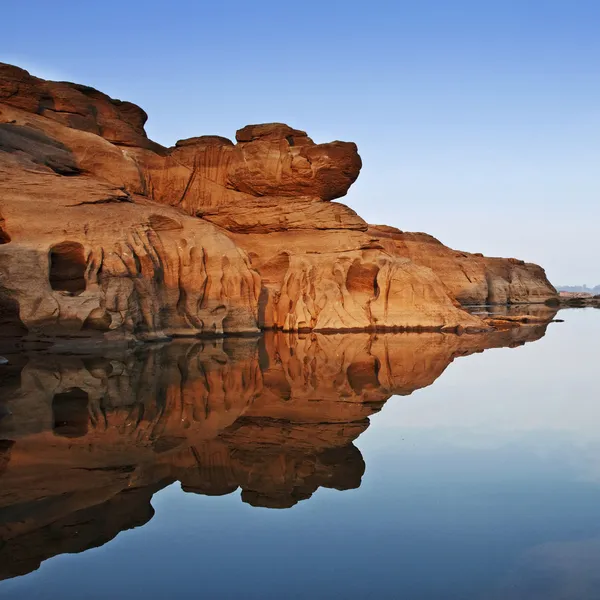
[2,0,598,284]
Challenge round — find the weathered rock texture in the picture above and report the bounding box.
[0,323,553,578]
[0,63,557,340]
[369,226,557,305]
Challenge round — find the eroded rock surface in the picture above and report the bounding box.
[0,63,163,152]
[0,63,557,340]
[369,226,557,305]
[0,111,260,339]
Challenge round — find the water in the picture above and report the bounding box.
[0,309,598,599]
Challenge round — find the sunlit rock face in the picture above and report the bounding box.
[0,320,554,580]
[369,226,557,305]
[0,62,557,340]
[0,140,261,338]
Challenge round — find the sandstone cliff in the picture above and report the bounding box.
[0,63,557,340]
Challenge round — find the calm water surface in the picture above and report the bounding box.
[0,309,598,599]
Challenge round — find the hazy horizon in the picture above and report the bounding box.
[2,0,598,284]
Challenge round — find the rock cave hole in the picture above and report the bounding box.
[345,260,380,298]
[221,314,236,333]
[0,214,10,244]
[52,388,90,438]
[49,241,86,294]
[346,357,381,394]
[0,294,27,337]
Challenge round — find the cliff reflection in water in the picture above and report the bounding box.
[0,322,553,580]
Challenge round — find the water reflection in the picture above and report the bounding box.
[0,323,554,581]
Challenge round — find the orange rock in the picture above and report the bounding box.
[0,63,164,152]
[0,62,558,341]
[0,134,260,338]
[369,226,557,305]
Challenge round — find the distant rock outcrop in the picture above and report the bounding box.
[0,63,557,340]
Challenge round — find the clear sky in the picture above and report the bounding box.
[2,0,598,284]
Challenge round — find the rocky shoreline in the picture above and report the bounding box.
[552,296,600,308]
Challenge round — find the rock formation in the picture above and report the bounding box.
[369,226,557,305]
[0,63,557,341]
[0,321,554,579]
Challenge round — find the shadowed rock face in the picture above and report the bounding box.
[0,63,557,340]
[0,63,163,152]
[0,321,554,580]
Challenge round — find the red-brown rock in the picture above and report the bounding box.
[0,63,163,152]
[0,62,558,341]
[369,226,557,305]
